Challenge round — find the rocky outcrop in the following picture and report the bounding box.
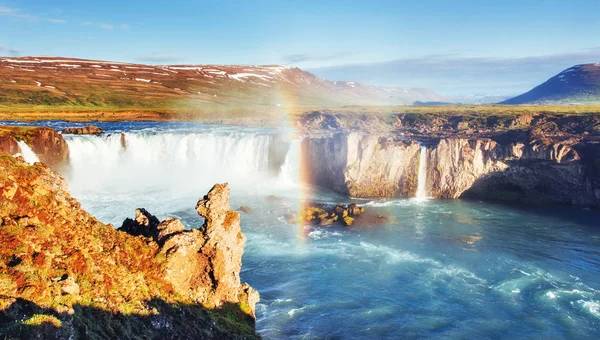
[0,126,69,168]
[302,132,421,197]
[291,203,366,226]
[0,154,259,339]
[61,125,103,135]
[0,135,19,155]
[117,184,259,316]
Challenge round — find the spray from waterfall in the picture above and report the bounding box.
[16,141,40,165]
[278,138,302,186]
[416,145,428,200]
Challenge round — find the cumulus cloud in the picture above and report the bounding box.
[309,49,600,96]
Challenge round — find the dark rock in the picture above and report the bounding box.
[62,125,103,135]
[237,206,253,213]
[297,202,365,227]
[118,208,161,241]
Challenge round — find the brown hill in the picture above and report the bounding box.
[0,57,445,110]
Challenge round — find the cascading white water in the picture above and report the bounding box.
[416,145,428,200]
[65,132,285,193]
[16,140,40,165]
[278,138,302,186]
[64,130,300,224]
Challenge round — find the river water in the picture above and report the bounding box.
[3,121,600,339]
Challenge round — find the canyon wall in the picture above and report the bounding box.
[303,133,600,206]
[302,133,421,197]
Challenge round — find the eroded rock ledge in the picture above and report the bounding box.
[0,154,258,339]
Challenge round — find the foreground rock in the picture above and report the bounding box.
[0,126,69,169]
[119,183,259,315]
[0,155,259,339]
[61,125,103,135]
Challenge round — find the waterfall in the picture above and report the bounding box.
[16,141,40,165]
[64,131,293,195]
[416,145,428,199]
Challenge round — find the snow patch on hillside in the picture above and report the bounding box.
[228,73,273,81]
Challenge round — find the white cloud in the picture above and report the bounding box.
[47,18,66,24]
[310,49,600,96]
[0,6,37,20]
[0,6,127,31]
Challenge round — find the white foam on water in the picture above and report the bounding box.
[578,300,600,317]
[16,141,40,165]
[358,242,440,266]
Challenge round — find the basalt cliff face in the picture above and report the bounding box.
[303,131,600,207]
[0,154,258,339]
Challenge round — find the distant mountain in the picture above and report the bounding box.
[0,57,446,108]
[502,63,600,104]
[450,95,513,105]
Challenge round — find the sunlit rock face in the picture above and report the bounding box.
[302,132,421,197]
[0,126,69,168]
[302,132,600,206]
[426,138,593,205]
[118,183,259,316]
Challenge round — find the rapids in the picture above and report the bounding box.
[2,121,600,339]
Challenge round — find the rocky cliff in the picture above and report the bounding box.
[302,133,421,197]
[0,154,258,339]
[303,131,600,206]
[0,126,69,168]
[426,137,597,205]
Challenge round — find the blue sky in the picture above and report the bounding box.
[1,0,599,96]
